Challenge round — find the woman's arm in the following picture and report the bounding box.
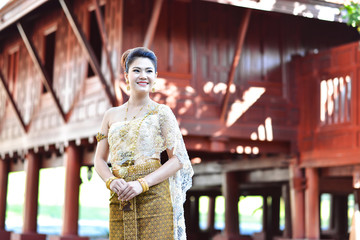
[119,148,182,201]
[94,109,129,196]
[144,149,182,187]
[93,109,113,182]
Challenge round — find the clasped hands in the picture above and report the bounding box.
[110,178,143,201]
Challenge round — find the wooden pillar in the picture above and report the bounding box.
[50,145,88,240]
[191,195,200,233]
[268,194,280,240]
[12,152,46,240]
[263,195,268,236]
[332,195,348,239]
[350,169,360,240]
[0,159,11,240]
[224,172,240,239]
[305,168,320,239]
[185,194,200,239]
[207,195,216,232]
[184,195,192,233]
[282,184,292,238]
[289,163,305,238]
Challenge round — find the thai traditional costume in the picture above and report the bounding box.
[106,103,193,240]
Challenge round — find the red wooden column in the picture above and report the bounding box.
[282,184,292,238]
[289,162,305,238]
[51,144,88,240]
[305,168,320,239]
[207,195,216,232]
[218,172,240,240]
[0,159,11,240]
[12,151,46,240]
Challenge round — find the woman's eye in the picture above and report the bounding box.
[146,70,153,73]
[133,69,140,72]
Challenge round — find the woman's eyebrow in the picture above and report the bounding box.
[131,66,154,70]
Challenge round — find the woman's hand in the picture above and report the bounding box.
[110,178,129,196]
[117,180,143,201]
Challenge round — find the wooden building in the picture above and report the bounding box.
[0,0,359,240]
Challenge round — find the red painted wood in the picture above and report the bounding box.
[62,144,81,236]
[0,230,11,240]
[11,233,46,240]
[207,196,215,232]
[23,152,41,233]
[297,42,360,167]
[224,172,240,238]
[143,0,163,48]
[0,159,8,230]
[305,168,320,239]
[290,163,305,238]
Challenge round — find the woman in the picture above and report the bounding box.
[94,47,193,240]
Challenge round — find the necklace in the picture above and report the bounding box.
[124,102,147,121]
[118,104,159,167]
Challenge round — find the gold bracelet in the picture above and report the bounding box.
[137,178,149,192]
[106,176,118,190]
[96,132,107,142]
[137,179,146,192]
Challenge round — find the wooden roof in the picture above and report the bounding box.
[0,0,349,33]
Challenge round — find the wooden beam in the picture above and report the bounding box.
[0,0,48,32]
[220,9,251,122]
[59,0,116,107]
[143,0,163,48]
[16,22,67,123]
[202,0,343,22]
[246,168,289,183]
[319,178,353,194]
[92,0,120,104]
[0,69,27,132]
[193,173,223,187]
[223,155,290,172]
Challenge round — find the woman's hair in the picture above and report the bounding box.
[120,47,157,73]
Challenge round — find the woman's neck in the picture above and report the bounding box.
[128,94,151,107]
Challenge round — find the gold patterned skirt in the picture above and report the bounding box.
[109,160,174,240]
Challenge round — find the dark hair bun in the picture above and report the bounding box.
[120,49,132,71]
[120,47,157,73]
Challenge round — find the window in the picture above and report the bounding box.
[87,6,104,78]
[43,30,56,93]
[7,49,19,95]
[320,76,351,125]
[320,193,331,230]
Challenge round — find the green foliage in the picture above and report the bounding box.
[342,1,360,33]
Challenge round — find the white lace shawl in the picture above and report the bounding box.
[159,105,194,240]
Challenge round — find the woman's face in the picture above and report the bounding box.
[125,57,157,94]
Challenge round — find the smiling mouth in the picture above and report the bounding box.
[137,81,149,86]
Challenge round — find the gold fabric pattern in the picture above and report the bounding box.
[109,160,174,240]
[107,103,193,240]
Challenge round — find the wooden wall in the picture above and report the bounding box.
[0,0,358,163]
[296,42,360,167]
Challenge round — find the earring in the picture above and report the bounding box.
[126,80,130,91]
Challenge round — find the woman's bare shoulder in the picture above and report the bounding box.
[105,104,126,124]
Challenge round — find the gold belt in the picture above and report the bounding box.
[112,159,161,179]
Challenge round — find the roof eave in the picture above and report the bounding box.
[0,0,49,32]
[203,0,345,22]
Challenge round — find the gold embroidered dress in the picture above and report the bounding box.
[107,103,193,240]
